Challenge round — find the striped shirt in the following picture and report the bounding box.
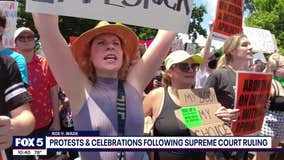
[0,55,31,115]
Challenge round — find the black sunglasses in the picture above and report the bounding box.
[175,63,199,72]
[16,35,35,42]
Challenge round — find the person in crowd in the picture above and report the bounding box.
[205,34,268,160]
[254,53,284,160]
[58,88,79,160]
[32,13,176,160]
[14,27,60,159]
[206,34,252,115]
[143,50,205,160]
[250,52,267,72]
[195,23,219,88]
[0,9,28,86]
[250,60,266,72]
[0,55,35,159]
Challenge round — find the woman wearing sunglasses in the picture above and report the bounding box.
[143,50,205,160]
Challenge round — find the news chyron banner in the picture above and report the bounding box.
[12,131,271,156]
[213,0,243,41]
[26,0,193,33]
[232,71,272,136]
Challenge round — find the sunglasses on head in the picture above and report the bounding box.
[175,63,199,72]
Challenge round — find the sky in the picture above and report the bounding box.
[195,0,218,30]
[179,0,220,48]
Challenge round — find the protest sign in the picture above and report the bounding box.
[171,38,184,51]
[175,88,232,136]
[231,71,272,136]
[243,26,277,54]
[185,43,196,54]
[212,0,243,41]
[27,0,193,33]
[0,1,17,48]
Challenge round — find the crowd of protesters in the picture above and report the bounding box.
[1,4,284,160]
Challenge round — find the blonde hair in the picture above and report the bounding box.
[217,34,247,69]
[77,37,130,83]
[266,53,284,75]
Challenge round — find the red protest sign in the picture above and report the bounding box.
[213,0,244,40]
[231,72,272,136]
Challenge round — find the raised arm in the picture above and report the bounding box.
[127,30,176,94]
[200,23,213,70]
[32,13,90,115]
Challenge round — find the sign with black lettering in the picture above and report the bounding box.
[26,0,193,33]
[243,26,277,54]
[212,0,244,41]
[231,71,272,136]
[175,88,233,136]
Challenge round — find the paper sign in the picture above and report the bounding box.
[213,0,243,41]
[231,71,272,136]
[26,0,193,33]
[243,26,277,54]
[0,1,17,48]
[175,88,233,136]
[179,106,203,128]
[171,38,184,51]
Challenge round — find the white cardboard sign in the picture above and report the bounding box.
[26,0,193,33]
[0,1,17,48]
[243,26,277,54]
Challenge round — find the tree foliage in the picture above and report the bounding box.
[14,0,206,42]
[245,0,284,54]
[188,4,207,43]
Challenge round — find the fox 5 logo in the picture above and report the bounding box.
[13,137,45,149]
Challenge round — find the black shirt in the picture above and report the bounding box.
[205,66,236,109]
[0,55,32,115]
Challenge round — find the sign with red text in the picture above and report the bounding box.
[0,1,17,48]
[213,0,244,41]
[26,0,193,33]
[175,88,233,136]
[231,71,272,136]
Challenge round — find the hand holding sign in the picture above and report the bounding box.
[0,116,13,149]
[215,107,240,123]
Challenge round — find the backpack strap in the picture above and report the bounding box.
[117,80,126,160]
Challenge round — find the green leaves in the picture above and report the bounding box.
[245,0,284,54]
